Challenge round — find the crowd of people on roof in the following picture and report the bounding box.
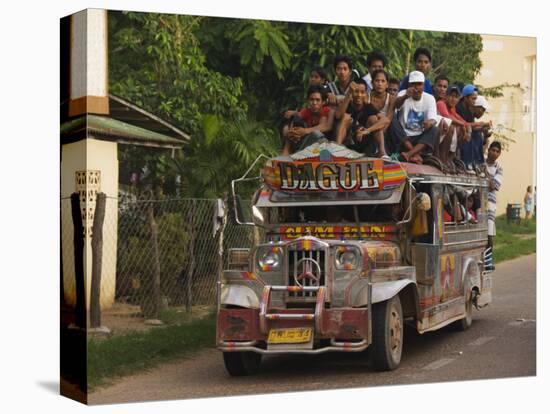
[281,47,496,173]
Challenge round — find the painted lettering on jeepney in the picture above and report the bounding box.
[281,225,396,240]
[278,161,381,192]
[283,226,336,239]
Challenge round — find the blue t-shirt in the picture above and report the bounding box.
[405,109,425,133]
[399,74,433,95]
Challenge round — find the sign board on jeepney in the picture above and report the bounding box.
[262,141,407,194]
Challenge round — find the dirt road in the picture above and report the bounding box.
[89,254,536,405]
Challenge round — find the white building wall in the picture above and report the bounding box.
[475,35,537,216]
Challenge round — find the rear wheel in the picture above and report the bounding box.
[223,351,262,376]
[454,288,473,331]
[370,295,403,371]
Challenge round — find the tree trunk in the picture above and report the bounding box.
[70,193,86,329]
[90,192,106,328]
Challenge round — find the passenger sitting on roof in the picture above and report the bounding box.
[361,50,387,94]
[282,85,334,156]
[283,66,330,121]
[387,71,439,164]
[399,47,434,95]
[387,77,400,97]
[436,84,472,165]
[368,69,396,120]
[327,55,357,107]
[334,78,390,159]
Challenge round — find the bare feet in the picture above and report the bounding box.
[400,152,411,162]
[410,154,423,164]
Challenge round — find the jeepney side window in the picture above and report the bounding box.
[412,183,435,244]
[442,185,456,225]
[465,188,481,225]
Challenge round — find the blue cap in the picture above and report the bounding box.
[461,84,478,97]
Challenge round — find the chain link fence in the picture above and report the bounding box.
[61,195,254,334]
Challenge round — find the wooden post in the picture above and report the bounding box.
[70,193,86,328]
[145,203,161,319]
[185,200,196,313]
[90,192,106,328]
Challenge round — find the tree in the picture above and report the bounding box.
[109,11,247,135]
[170,114,280,198]
[197,18,483,125]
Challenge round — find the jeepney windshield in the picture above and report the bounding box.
[266,203,402,224]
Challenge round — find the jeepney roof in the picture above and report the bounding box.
[254,141,488,208]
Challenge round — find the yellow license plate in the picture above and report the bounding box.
[267,328,313,344]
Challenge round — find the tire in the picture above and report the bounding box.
[223,351,262,376]
[453,288,473,331]
[370,295,403,371]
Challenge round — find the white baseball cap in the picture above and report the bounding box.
[408,71,425,84]
[474,95,490,111]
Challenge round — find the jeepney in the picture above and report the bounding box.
[216,140,493,375]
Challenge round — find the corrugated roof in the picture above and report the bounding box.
[108,94,190,142]
[60,115,185,149]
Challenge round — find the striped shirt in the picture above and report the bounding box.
[486,160,503,236]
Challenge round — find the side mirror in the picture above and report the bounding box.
[231,194,254,226]
[213,198,226,237]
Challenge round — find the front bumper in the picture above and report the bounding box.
[217,300,370,354]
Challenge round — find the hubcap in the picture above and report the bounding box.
[389,304,402,355]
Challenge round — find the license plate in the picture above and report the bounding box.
[267,328,312,344]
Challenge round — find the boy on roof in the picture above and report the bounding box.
[327,55,356,107]
[399,47,434,95]
[389,71,439,163]
[436,84,472,164]
[282,85,334,155]
[362,50,387,94]
[334,78,390,158]
[387,77,400,96]
[457,86,492,169]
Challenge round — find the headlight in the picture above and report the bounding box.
[335,246,359,270]
[257,246,282,271]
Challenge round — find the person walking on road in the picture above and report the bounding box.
[524,185,534,220]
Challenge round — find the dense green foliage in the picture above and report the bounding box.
[109,12,484,197]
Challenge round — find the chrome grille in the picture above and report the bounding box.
[286,248,326,301]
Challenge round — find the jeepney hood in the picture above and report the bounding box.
[357,240,402,269]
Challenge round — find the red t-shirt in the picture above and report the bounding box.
[299,106,331,127]
[436,101,467,126]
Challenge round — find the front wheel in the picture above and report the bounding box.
[223,351,262,376]
[370,295,403,371]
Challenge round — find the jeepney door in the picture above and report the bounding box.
[409,184,443,322]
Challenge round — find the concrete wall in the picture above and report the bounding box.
[475,35,537,216]
[61,139,118,309]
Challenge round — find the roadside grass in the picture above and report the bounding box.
[493,215,536,263]
[88,309,216,389]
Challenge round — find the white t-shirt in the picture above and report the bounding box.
[362,73,373,94]
[397,90,437,136]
